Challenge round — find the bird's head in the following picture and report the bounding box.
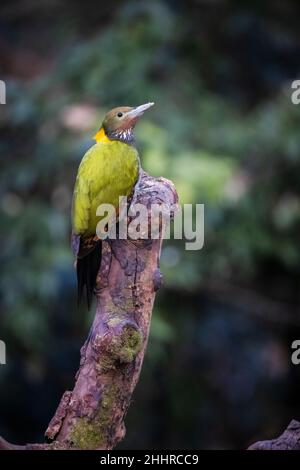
[94,102,154,144]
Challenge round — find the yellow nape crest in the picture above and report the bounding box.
[93,127,112,144]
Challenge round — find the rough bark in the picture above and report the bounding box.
[248,420,300,450]
[0,172,178,450]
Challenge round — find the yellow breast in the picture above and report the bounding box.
[72,132,140,236]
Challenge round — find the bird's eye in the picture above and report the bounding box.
[117,112,123,118]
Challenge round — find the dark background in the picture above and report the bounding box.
[1,0,300,450]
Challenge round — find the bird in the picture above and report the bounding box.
[71,102,154,309]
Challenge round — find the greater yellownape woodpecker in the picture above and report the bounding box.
[71,102,154,308]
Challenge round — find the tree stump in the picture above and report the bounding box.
[248,420,300,450]
[0,172,178,450]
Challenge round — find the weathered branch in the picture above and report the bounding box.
[0,172,178,450]
[248,420,300,450]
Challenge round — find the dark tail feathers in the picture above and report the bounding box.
[77,241,102,309]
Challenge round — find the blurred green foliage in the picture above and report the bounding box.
[1,0,300,449]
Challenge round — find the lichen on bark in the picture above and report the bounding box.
[70,384,121,449]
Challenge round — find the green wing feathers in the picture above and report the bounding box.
[72,141,139,236]
[72,141,140,308]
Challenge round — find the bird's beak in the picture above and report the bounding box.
[126,102,155,120]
